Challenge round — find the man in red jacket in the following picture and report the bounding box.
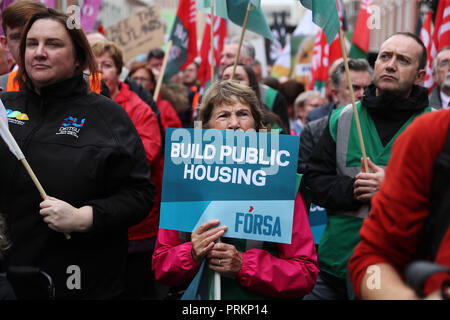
[348,110,450,299]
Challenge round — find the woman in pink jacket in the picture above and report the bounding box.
[152,81,318,299]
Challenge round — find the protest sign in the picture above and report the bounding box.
[160,128,299,244]
[104,6,164,63]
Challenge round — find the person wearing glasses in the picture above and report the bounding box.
[429,46,450,110]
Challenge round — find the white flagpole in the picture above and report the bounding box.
[214,238,221,300]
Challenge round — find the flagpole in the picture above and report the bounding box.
[210,0,215,83]
[213,238,221,300]
[0,112,71,239]
[231,1,252,80]
[211,2,221,299]
[338,29,369,173]
[153,40,173,102]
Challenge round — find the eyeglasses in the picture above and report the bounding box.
[438,59,450,68]
[132,77,151,83]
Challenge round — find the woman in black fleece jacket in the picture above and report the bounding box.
[0,9,153,299]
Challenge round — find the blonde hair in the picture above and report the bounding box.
[91,40,124,75]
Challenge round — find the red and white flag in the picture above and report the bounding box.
[198,15,227,88]
[432,0,450,53]
[352,0,372,53]
[420,9,435,91]
[309,0,347,92]
[308,29,329,92]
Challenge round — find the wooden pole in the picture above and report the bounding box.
[231,1,252,80]
[210,0,215,83]
[338,29,369,173]
[153,40,173,102]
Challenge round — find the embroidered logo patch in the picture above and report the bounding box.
[56,116,86,138]
[6,109,29,126]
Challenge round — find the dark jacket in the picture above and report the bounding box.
[429,86,443,110]
[306,101,335,123]
[298,116,329,174]
[303,84,430,212]
[0,75,153,299]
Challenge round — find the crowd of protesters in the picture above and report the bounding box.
[0,1,448,300]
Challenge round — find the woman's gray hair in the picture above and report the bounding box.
[198,80,264,130]
[0,214,10,259]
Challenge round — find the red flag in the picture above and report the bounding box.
[433,0,450,52]
[198,15,227,87]
[309,0,345,92]
[420,9,435,91]
[352,0,372,52]
[308,29,329,92]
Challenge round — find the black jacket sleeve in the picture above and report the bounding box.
[298,122,315,174]
[303,120,362,212]
[84,104,154,235]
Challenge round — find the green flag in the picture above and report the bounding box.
[349,43,368,59]
[215,0,273,40]
[299,0,340,45]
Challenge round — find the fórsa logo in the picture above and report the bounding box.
[62,116,85,128]
[6,109,29,120]
[235,206,281,237]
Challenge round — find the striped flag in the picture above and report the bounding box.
[302,0,345,92]
[420,9,435,92]
[308,29,329,93]
[432,0,450,52]
[164,0,197,82]
[198,15,228,88]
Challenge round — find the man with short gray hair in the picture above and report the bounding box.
[306,59,372,123]
[429,46,450,110]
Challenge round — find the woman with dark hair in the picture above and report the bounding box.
[221,63,287,133]
[0,9,153,299]
[221,62,262,104]
[128,61,182,131]
[152,80,319,299]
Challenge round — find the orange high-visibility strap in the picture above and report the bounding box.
[6,70,20,92]
[89,73,102,93]
[7,70,102,93]
[190,85,201,121]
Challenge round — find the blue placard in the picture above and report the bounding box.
[159,128,300,244]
